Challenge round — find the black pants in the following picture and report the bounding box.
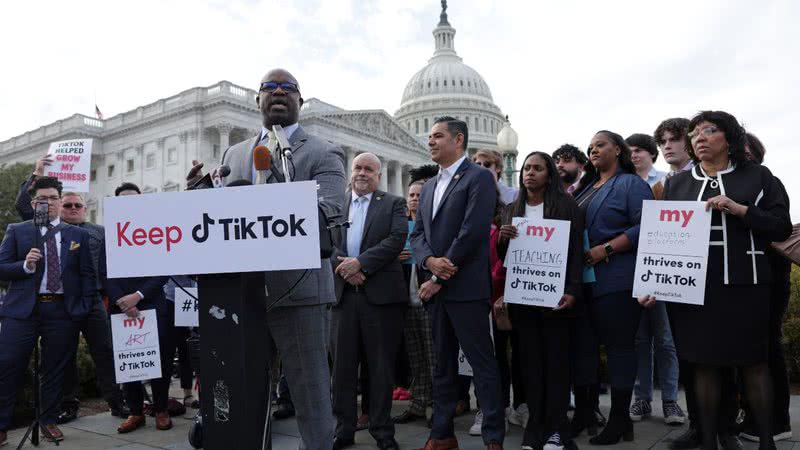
[511,306,571,439]
[590,290,641,389]
[330,288,405,442]
[123,307,176,416]
[680,360,738,433]
[60,299,121,410]
[172,326,194,390]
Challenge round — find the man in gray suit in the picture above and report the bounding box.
[330,153,407,450]
[189,68,345,450]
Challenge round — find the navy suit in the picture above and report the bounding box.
[411,158,504,444]
[105,275,173,416]
[0,221,95,430]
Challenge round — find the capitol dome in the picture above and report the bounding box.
[394,1,507,152]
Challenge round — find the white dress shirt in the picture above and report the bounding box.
[23,217,64,294]
[432,155,467,218]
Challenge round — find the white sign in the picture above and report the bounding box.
[633,200,712,305]
[46,139,93,192]
[174,287,199,327]
[111,310,162,383]
[503,217,571,308]
[104,181,321,278]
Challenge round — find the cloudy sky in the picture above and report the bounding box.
[2,0,798,219]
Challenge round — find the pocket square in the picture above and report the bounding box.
[70,241,80,251]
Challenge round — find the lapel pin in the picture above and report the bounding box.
[454,174,461,180]
[70,241,80,251]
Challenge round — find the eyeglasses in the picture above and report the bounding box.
[688,126,719,141]
[33,196,60,202]
[474,160,495,168]
[63,203,84,209]
[259,82,299,93]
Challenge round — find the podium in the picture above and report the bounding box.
[197,272,271,450]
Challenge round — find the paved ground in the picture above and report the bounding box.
[6,390,800,449]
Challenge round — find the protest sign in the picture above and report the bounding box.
[104,181,321,278]
[503,217,571,308]
[175,287,199,327]
[633,200,712,305]
[46,139,93,192]
[111,310,162,383]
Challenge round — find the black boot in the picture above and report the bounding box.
[589,388,634,446]
[570,385,600,438]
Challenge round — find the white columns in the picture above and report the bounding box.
[379,157,389,192]
[391,161,403,196]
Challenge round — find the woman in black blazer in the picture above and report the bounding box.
[641,111,791,450]
[496,152,584,450]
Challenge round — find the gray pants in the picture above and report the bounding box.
[266,304,334,450]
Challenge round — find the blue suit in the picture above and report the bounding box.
[410,158,503,444]
[0,221,96,430]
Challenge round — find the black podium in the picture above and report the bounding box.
[197,272,271,450]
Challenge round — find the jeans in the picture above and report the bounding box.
[634,301,679,402]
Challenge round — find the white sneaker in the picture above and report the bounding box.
[508,404,530,427]
[469,409,483,436]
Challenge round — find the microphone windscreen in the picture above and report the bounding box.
[253,145,272,171]
[218,165,231,178]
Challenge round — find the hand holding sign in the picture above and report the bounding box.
[45,139,93,192]
[705,195,748,217]
[33,154,54,177]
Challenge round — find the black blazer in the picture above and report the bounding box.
[106,276,170,314]
[331,190,408,305]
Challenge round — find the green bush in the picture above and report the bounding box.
[783,265,800,383]
[12,336,98,426]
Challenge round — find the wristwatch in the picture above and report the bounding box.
[430,274,440,284]
[604,242,615,257]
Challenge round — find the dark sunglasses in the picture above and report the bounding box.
[259,81,299,93]
[63,203,84,209]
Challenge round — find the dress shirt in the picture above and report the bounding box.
[668,160,695,177]
[645,166,668,187]
[23,217,63,294]
[347,191,373,257]
[432,155,467,218]
[252,122,300,182]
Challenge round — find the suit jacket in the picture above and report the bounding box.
[106,275,170,315]
[0,221,96,320]
[577,170,653,296]
[410,158,496,302]
[221,125,346,307]
[331,190,408,305]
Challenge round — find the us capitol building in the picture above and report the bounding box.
[0,2,518,224]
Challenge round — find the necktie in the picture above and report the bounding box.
[45,224,62,293]
[347,197,366,257]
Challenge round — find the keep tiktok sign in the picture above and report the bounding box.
[633,200,712,305]
[103,181,321,278]
[503,217,571,308]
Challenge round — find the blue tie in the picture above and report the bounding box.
[347,197,367,257]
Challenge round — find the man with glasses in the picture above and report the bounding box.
[0,176,96,445]
[15,159,127,424]
[188,68,345,450]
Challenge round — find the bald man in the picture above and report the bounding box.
[329,153,407,449]
[189,68,345,450]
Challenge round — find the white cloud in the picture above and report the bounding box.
[1,0,798,219]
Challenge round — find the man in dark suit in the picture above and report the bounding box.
[16,170,125,423]
[0,176,96,445]
[330,152,407,450]
[411,116,503,450]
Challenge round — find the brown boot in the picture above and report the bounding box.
[415,437,459,450]
[117,415,146,433]
[155,411,173,430]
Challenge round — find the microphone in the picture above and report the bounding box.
[271,125,292,153]
[253,145,272,184]
[188,165,231,190]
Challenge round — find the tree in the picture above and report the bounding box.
[0,162,33,290]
